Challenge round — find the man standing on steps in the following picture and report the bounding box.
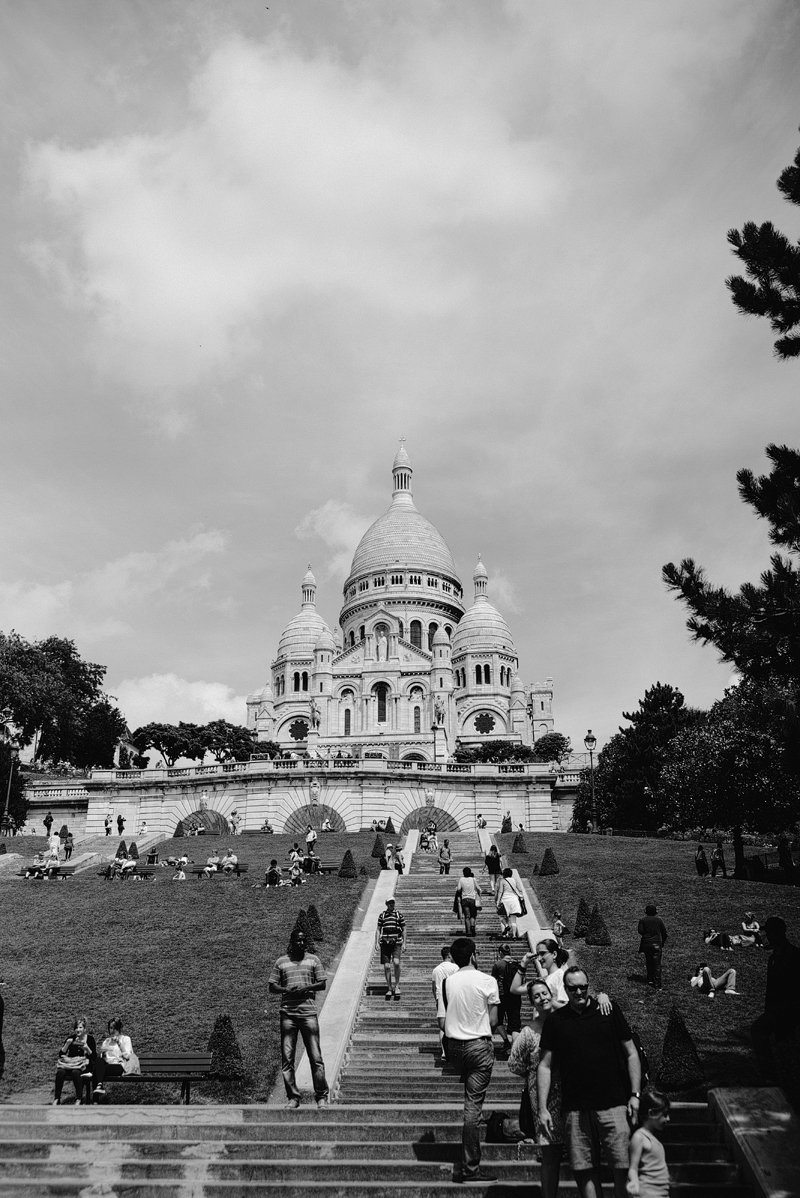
[268,929,329,1109]
[377,897,405,1001]
[431,946,458,1060]
[537,965,640,1198]
[437,936,500,1185]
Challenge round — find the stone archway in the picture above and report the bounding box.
[174,809,231,838]
[399,805,461,835]
[284,804,346,834]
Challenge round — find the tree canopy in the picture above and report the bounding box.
[130,720,257,767]
[531,732,572,763]
[726,131,800,359]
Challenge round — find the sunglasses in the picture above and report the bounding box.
[565,983,589,993]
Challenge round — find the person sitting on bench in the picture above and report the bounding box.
[93,1017,135,1095]
[203,851,221,878]
[221,850,238,875]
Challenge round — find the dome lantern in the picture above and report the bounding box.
[392,438,413,505]
[301,565,317,609]
[473,554,488,601]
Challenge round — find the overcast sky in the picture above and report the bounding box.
[2,0,799,751]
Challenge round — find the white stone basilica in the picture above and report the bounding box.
[246,445,555,762]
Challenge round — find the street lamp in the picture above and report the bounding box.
[1,708,17,831]
[584,729,598,833]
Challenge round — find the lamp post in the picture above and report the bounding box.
[1,708,16,831]
[584,729,598,833]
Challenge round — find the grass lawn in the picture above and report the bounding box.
[0,832,383,1103]
[500,832,800,1097]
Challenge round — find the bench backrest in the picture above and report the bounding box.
[138,1052,213,1075]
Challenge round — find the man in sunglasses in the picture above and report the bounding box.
[537,966,640,1198]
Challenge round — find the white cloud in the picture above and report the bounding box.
[488,569,522,616]
[113,673,246,731]
[0,529,226,643]
[295,499,372,579]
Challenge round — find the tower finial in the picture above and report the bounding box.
[473,554,488,600]
[392,440,413,504]
[301,564,317,608]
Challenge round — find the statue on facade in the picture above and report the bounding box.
[310,698,321,730]
[434,697,445,725]
[199,791,209,811]
[309,778,320,805]
[424,787,435,807]
[376,630,388,661]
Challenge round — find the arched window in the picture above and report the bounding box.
[428,622,439,651]
[398,620,404,640]
[302,671,309,691]
[483,665,491,685]
[413,706,421,733]
[374,682,388,723]
[410,620,422,649]
[445,625,452,639]
[359,625,365,641]
[500,667,505,686]
[344,709,351,736]
[293,671,300,692]
[349,631,355,647]
[475,664,482,686]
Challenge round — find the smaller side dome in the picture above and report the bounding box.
[246,683,273,704]
[432,625,450,647]
[315,628,336,652]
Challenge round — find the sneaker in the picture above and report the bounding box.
[393,990,401,1001]
[286,1098,300,1109]
[725,989,740,995]
[316,1097,329,1108]
[385,991,393,1001]
[456,1169,499,1184]
[93,1086,106,1095]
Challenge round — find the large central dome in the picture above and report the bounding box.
[346,444,459,582]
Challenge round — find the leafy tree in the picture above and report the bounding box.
[177,722,206,763]
[203,720,257,763]
[659,680,798,834]
[570,684,702,831]
[726,132,800,359]
[531,732,572,763]
[452,740,537,763]
[131,723,188,768]
[0,631,124,767]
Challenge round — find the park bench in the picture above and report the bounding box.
[99,1051,214,1104]
[316,860,339,875]
[18,863,76,881]
[187,862,249,878]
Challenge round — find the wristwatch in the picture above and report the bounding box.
[631,1092,641,1099]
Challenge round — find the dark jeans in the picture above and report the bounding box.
[440,863,451,875]
[54,1067,91,1101]
[461,899,477,936]
[447,1037,495,1179]
[93,1060,124,1087]
[644,945,663,988]
[280,1012,329,1102]
[64,846,72,860]
[711,860,727,878]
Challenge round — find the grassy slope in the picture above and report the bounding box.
[0,833,382,1102]
[501,833,800,1093]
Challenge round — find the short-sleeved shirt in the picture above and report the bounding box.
[437,966,500,1039]
[378,908,406,942]
[269,952,326,1016]
[539,998,634,1112]
[432,960,459,1005]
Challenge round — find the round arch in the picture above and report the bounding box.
[174,808,231,838]
[284,803,347,834]
[399,805,461,835]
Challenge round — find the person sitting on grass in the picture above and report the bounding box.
[703,929,733,951]
[690,964,739,998]
[203,850,221,878]
[221,849,238,875]
[265,859,283,887]
[742,913,765,947]
[289,860,303,886]
[171,864,186,881]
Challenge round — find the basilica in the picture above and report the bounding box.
[246,445,554,762]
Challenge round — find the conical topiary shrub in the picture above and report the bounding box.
[174,821,185,837]
[531,863,539,875]
[116,840,127,858]
[384,817,396,835]
[585,904,611,946]
[573,897,591,938]
[128,841,139,860]
[306,903,324,941]
[539,847,559,875]
[359,863,368,876]
[339,849,357,878]
[655,1007,704,1091]
[291,909,315,951]
[207,1014,246,1091]
[512,832,528,854]
[371,834,386,859]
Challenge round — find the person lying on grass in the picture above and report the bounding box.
[689,964,739,998]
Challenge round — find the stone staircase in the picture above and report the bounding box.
[0,831,754,1193]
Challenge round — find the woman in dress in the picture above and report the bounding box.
[495,867,524,939]
[455,867,482,936]
[529,938,571,1006]
[507,980,563,1198]
[93,1017,135,1095]
[53,1016,96,1105]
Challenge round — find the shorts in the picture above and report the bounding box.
[380,940,402,964]
[565,1106,630,1171]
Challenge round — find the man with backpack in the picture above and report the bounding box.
[491,944,523,1052]
[377,897,405,1001]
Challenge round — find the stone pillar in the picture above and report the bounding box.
[432,724,448,764]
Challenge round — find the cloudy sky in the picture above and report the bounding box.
[2,0,799,750]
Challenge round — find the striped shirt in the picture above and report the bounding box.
[269,953,326,1016]
[377,908,406,942]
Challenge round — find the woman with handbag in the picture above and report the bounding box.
[495,868,524,939]
[507,980,563,1198]
[53,1016,96,1105]
[93,1017,138,1095]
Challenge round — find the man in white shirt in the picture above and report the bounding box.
[437,937,500,1184]
[431,946,459,1061]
